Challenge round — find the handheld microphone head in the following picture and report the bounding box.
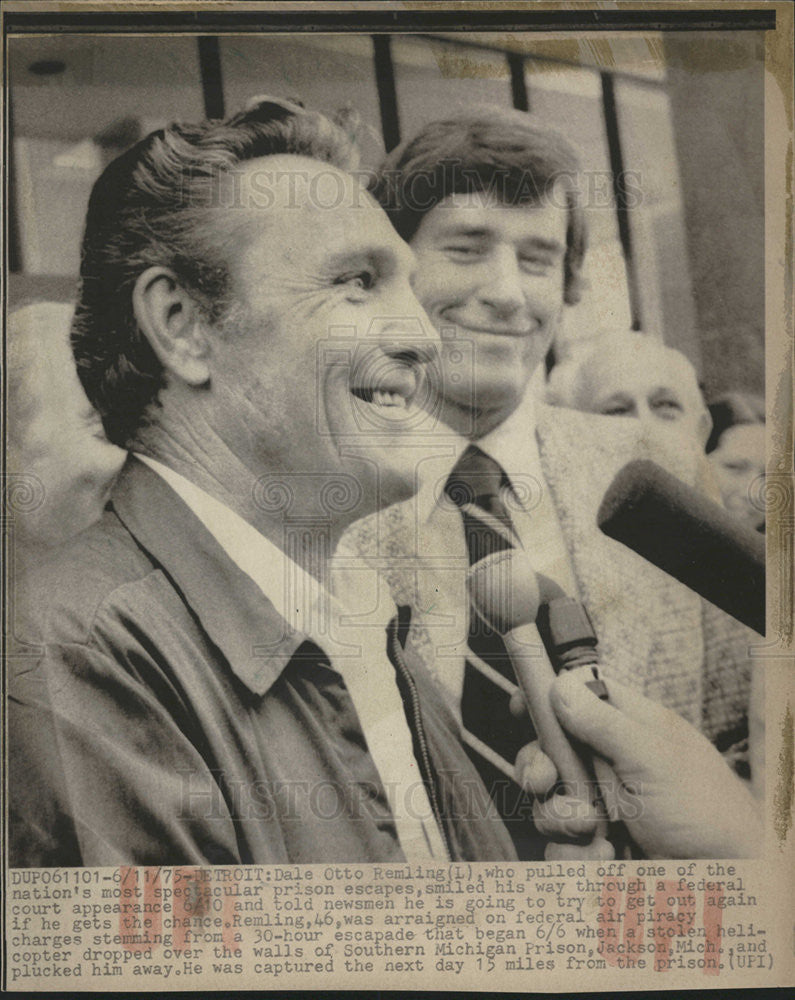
[467,549,540,634]
[597,459,766,634]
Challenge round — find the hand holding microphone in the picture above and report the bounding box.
[469,456,765,860]
[544,672,761,858]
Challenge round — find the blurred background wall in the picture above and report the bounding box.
[8,30,765,401]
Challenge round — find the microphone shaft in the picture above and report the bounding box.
[506,625,608,840]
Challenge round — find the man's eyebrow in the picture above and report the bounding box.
[436,225,564,253]
[323,247,381,269]
[437,225,491,240]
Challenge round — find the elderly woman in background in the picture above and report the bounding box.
[706,392,766,533]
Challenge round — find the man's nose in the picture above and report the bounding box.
[478,250,525,318]
[380,339,437,367]
[375,292,440,367]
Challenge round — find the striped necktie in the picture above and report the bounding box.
[444,445,545,858]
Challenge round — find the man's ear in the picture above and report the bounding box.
[132,267,211,386]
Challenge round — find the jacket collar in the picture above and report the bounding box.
[111,456,309,696]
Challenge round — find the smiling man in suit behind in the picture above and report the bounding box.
[338,108,754,858]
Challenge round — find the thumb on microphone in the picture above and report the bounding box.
[549,671,662,770]
[548,671,761,859]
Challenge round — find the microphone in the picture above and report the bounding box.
[597,459,765,635]
[533,574,632,846]
[534,573,608,700]
[468,549,613,858]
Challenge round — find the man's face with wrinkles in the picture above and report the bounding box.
[204,155,440,516]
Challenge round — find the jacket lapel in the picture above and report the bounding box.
[535,404,644,604]
[535,405,658,690]
[111,457,308,696]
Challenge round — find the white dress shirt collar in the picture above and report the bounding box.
[134,453,447,861]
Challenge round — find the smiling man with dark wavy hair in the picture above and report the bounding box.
[9,99,521,867]
[372,108,586,440]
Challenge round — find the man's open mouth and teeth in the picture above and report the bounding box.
[350,370,419,417]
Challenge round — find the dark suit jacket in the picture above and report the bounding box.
[9,458,517,866]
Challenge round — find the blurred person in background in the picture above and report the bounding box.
[7,302,125,560]
[706,392,766,533]
[544,331,764,796]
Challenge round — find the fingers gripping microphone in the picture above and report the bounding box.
[467,550,612,853]
[597,459,766,634]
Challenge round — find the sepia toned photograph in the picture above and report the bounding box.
[3,1,793,993]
